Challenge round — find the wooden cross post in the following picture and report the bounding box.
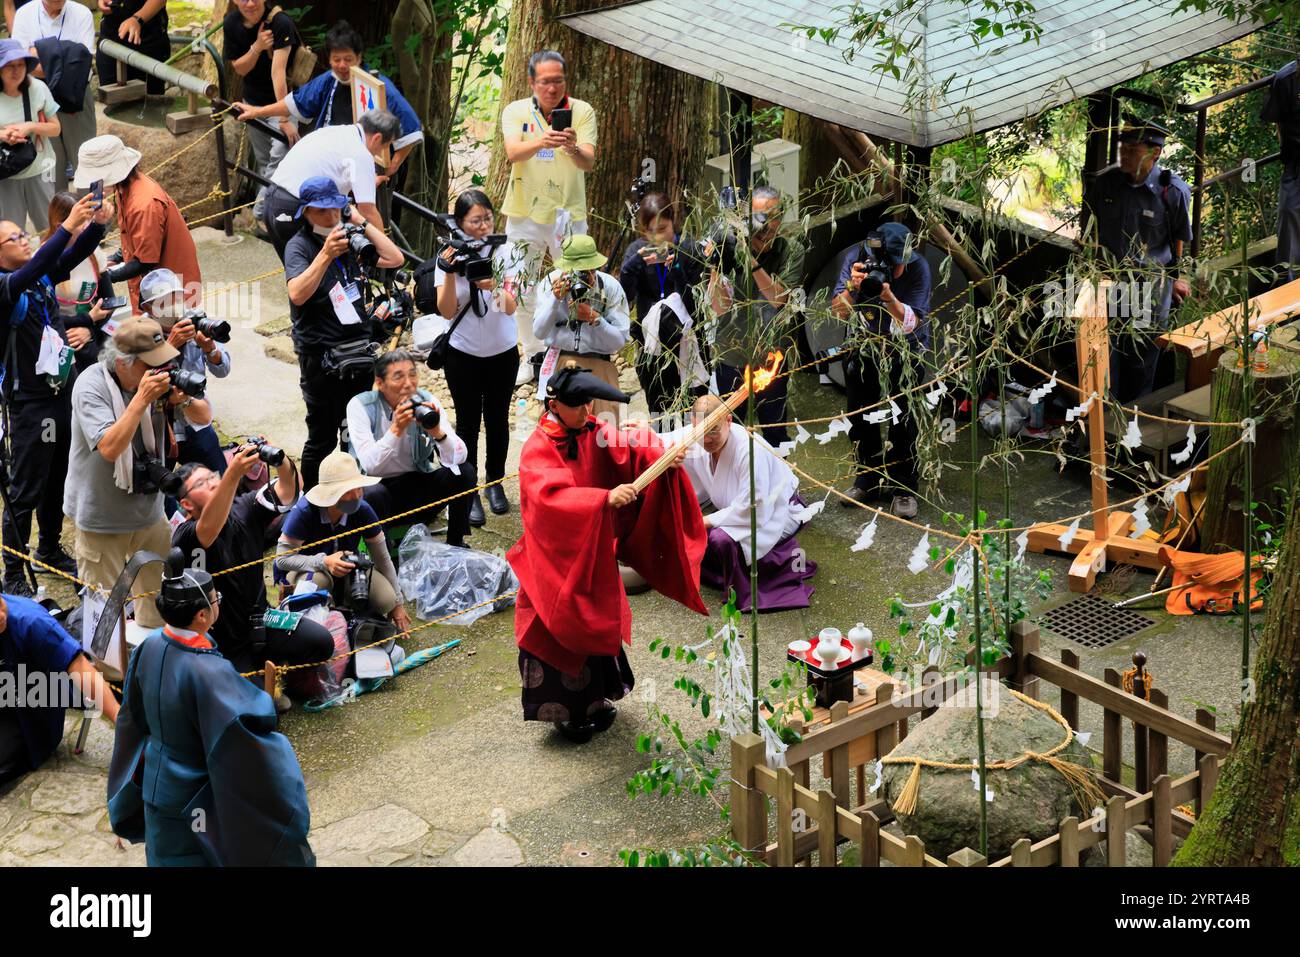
[1026,279,1164,591]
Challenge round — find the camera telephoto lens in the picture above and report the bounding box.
[407,397,440,429]
[168,367,207,398]
[255,442,285,466]
[345,224,378,270]
[192,315,232,343]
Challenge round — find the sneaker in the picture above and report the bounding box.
[890,495,919,519]
[515,363,536,387]
[819,373,832,385]
[274,693,292,714]
[2,575,34,598]
[32,547,77,577]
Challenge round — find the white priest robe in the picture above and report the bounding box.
[662,421,803,564]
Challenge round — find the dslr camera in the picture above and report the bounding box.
[341,552,375,611]
[181,309,231,343]
[132,456,181,496]
[160,362,207,398]
[243,437,285,466]
[405,396,440,430]
[851,231,892,304]
[342,222,378,271]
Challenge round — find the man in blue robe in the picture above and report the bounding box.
[0,592,117,786]
[107,554,315,866]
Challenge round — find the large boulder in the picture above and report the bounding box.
[881,685,1094,861]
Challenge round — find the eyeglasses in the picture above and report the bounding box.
[1,231,29,246]
[463,216,494,227]
[533,78,566,87]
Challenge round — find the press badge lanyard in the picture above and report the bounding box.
[655,263,668,300]
[529,96,569,133]
[39,8,67,41]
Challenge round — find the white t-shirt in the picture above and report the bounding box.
[12,2,96,53]
[0,77,59,181]
[271,123,378,206]
[435,242,522,358]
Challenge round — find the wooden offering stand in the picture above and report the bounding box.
[1025,279,1164,591]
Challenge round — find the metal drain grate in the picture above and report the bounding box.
[1039,594,1156,649]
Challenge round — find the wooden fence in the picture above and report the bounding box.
[730,622,1231,866]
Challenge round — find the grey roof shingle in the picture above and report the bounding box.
[560,0,1265,146]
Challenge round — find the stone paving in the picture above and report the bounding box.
[0,223,1252,867]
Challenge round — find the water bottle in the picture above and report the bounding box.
[514,398,531,444]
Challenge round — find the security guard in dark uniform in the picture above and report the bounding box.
[1084,119,1192,403]
[1261,61,1300,283]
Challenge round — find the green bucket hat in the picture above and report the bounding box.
[553,234,607,272]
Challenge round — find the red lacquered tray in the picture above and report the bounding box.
[788,637,873,679]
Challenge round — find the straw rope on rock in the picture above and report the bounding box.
[880,687,1104,860]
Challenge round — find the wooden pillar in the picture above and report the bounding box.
[1059,648,1080,729]
[1102,668,1123,782]
[1010,621,1040,699]
[1081,91,1113,236]
[729,733,768,857]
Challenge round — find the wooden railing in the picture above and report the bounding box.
[729,622,1230,866]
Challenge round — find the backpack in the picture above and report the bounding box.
[268,6,318,89]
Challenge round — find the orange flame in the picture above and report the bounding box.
[744,350,784,395]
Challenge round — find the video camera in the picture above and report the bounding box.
[433,213,507,283]
[180,309,231,343]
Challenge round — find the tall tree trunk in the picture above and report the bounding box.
[781,109,841,205]
[1173,485,1300,866]
[393,0,453,247]
[486,0,717,259]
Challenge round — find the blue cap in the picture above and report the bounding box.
[295,176,349,218]
[876,221,920,266]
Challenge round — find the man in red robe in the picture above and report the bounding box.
[508,365,708,742]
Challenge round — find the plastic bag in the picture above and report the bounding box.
[979,396,1030,437]
[397,524,518,625]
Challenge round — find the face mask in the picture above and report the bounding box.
[335,497,362,515]
[312,222,335,238]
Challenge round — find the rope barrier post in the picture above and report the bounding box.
[212,112,235,237]
[264,660,277,699]
[1130,651,1150,792]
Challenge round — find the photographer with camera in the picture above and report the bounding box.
[618,192,710,416]
[256,109,402,261]
[433,189,519,525]
[830,222,932,518]
[0,192,109,595]
[285,176,404,490]
[139,267,230,475]
[170,441,334,683]
[706,186,804,445]
[346,348,475,544]
[63,318,204,628]
[533,234,630,426]
[274,450,409,634]
[499,50,597,386]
